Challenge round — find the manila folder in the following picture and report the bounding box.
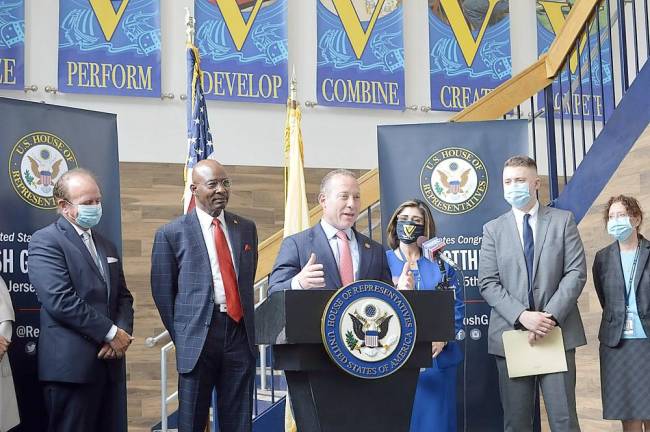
[502,327,568,378]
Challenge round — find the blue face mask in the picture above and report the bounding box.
[607,216,634,242]
[73,203,103,229]
[504,182,531,209]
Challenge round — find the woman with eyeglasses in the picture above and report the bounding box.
[593,195,650,431]
[385,199,464,432]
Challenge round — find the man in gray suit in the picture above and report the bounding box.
[479,156,587,432]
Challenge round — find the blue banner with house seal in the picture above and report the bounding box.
[0,97,122,431]
[378,120,528,431]
[195,0,288,104]
[429,0,511,112]
[316,0,405,110]
[537,0,614,121]
[58,0,161,97]
[0,0,24,90]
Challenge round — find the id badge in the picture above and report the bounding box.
[624,310,635,336]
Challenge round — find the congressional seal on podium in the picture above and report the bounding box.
[321,280,416,379]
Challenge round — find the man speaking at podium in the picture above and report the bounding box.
[269,169,393,292]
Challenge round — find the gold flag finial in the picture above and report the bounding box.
[289,65,298,108]
[185,7,195,45]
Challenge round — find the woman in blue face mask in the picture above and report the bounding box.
[385,199,465,432]
[593,195,650,432]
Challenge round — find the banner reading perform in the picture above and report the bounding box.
[58,0,161,97]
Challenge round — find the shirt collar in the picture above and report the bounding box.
[512,200,540,220]
[67,217,92,237]
[196,206,227,230]
[320,219,353,241]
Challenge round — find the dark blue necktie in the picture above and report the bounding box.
[523,214,535,310]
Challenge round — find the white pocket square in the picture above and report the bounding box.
[107,257,119,263]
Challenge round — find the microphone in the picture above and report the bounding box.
[417,236,460,270]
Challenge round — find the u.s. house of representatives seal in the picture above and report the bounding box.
[420,147,488,215]
[321,280,416,379]
[8,132,78,209]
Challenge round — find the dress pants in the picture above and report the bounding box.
[495,349,580,432]
[178,309,255,432]
[43,363,127,432]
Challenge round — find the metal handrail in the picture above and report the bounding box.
[160,341,176,432]
[145,330,170,348]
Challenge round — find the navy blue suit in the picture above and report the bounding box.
[151,209,258,432]
[268,223,392,293]
[28,217,134,432]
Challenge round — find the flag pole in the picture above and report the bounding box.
[185,7,195,45]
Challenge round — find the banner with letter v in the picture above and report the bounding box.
[195,0,288,104]
[58,0,162,97]
[317,0,405,110]
[429,0,511,112]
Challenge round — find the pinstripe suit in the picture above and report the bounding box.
[151,209,258,432]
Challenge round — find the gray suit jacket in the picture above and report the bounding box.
[592,237,650,347]
[479,205,587,356]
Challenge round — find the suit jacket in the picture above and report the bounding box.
[268,222,392,294]
[28,217,134,383]
[593,236,650,347]
[478,205,587,356]
[151,210,258,374]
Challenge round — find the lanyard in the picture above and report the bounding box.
[624,246,641,308]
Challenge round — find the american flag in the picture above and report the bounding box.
[183,44,214,213]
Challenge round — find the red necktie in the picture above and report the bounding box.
[336,230,354,286]
[212,219,243,322]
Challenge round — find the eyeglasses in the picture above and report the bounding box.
[203,178,232,190]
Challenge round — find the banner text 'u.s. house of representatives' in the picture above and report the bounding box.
[537,0,614,121]
[58,0,161,97]
[195,0,288,104]
[0,0,24,90]
[317,0,404,110]
[429,0,511,112]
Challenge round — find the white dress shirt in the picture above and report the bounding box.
[512,200,540,248]
[195,207,237,304]
[69,221,117,342]
[291,219,360,289]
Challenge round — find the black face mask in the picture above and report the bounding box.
[396,220,425,244]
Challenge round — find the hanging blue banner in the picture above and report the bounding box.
[58,0,161,97]
[194,0,288,104]
[316,0,405,110]
[429,0,511,112]
[378,120,528,432]
[0,97,122,431]
[0,0,24,90]
[537,0,614,121]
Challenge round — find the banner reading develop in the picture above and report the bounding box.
[195,0,288,104]
[429,0,511,112]
[0,97,123,431]
[317,0,405,110]
[378,120,528,431]
[58,0,161,97]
